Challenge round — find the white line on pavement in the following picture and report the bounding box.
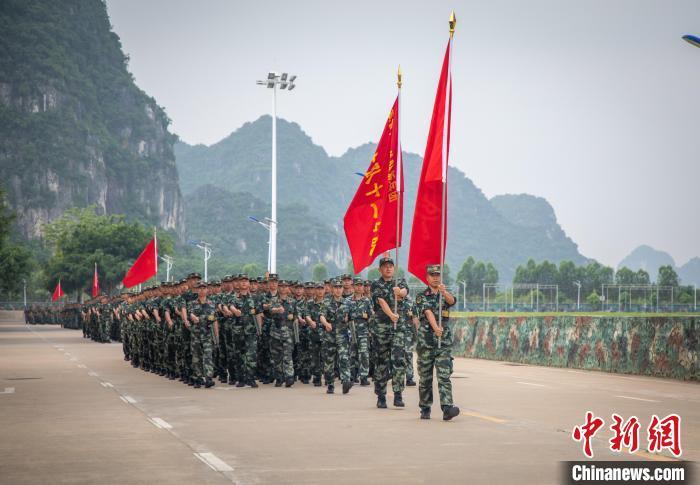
[57,348,64,351]
[516,381,547,388]
[100,382,114,388]
[88,371,98,377]
[1,387,15,394]
[121,395,136,404]
[77,364,86,369]
[194,452,234,472]
[149,417,172,429]
[616,395,660,403]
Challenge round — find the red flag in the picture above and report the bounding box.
[408,38,453,284]
[344,97,403,274]
[52,280,64,302]
[122,235,158,288]
[92,262,100,298]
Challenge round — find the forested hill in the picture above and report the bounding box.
[0,0,184,239]
[176,116,587,281]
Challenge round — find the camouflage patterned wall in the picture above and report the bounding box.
[451,316,698,381]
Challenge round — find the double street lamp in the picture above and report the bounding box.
[256,71,297,274]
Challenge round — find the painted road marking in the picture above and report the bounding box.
[462,411,508,424]
[120,395,137,404]
[57,348,64,351]
[77,364,86,369]
[516,381,547,388]
[88,371,99,377]
[100,382,114,388]
[1,388,15,394]
[194,452,234,472]
[616,395,660,403]
[148,417,172,429]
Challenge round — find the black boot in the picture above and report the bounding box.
[193,378,202,389]
[376,395,387,409]
[313,377,321,387]
[205,378,215,388]
[393,392,405,407]
[360,377,370,386]
[420,407,431,420]
[236,380,245,388]
[406,378,416,387]
[326,384,334,394]
[274,379,283,387]
[442,405,460,421]
[342,381,353,394]
[285,378,294,388]
[248,379,258,388]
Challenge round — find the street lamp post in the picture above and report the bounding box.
[23,278,27,309]
[458,281,467,311]
[159,255,174,282]
[190,241,212,282]
[574,281,581,311]
[256,72,297,274]
[248,216,273,272]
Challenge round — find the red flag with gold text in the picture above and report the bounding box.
[343,97,403,274]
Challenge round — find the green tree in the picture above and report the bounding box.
[0,188,33,295]
[657,265,679,287]
[312,263,328,282]
[43,206,174,297]
[586,290,602,310]
[615,267,636,285]
[635,269,650,285]
[368,268,380,280]
[242,263,262,278]
[279,264,303,281]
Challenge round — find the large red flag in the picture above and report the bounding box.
[344,97,403,274]
[92,262,100,298]
[122,235,158,288]
[408,38,453,284]
[52,280,64,302]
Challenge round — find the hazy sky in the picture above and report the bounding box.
[106,0,700,268]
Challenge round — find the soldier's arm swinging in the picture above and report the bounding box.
[424,309,444,337]
[377,297,399,323]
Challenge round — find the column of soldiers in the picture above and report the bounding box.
[28,258,459,420]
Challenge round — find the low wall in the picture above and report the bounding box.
[451,316,698,381]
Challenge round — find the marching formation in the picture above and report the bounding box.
[30,258,460,420]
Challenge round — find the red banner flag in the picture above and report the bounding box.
[92,262,100,298]
[52,280,64,302]
[122,236,158,288]
[408,38,453,284]
[344,96,403,274]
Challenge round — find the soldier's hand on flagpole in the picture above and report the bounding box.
[390,312,399,323]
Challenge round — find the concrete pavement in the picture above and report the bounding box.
[1,314,698,484]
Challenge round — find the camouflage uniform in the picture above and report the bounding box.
[370,276,408,399]
[190,298,217,385]
[346,294,373,382]
[234,292,259,385]
[258,292,276,383]
[321,297,344,387]
[415,287,455,411]
[305,297,324,385]
[270,294,295,385]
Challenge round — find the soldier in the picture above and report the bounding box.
[188,281,218,388]
[217,276,238,385]
[305,283,325,387]
[181,273,202,386]
[296,282,314,384]
[233,274,259,387]
[341,274,354,299]
[270,280,295,387]
[347,277,373,386]
[414,264,460,421]
[319,279,345,394]
[258,274,279,384]
[370,256,408,409]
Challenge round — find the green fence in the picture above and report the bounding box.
[451,316,698,381]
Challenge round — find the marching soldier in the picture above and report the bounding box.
[347,277,373,386]
[414,264,460,421]
[319,279,345,394]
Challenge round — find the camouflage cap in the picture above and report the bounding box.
[238,273,249,281]
[222,275,235,282]
[341,273,352,280]
[304,282,315,288]
[187,272,202,280]
[315,282,324,289]
[332,278,343,287]
[267,273,279,281]
[279,280,290,286]
[194,281,207,288]
[379,256,394,266]
[353,277,364,285]
[426,264,442,275]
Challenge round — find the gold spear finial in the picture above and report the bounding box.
[449,11,457,37]
[397,65,402,89]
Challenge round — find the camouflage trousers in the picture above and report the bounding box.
[335,325,353,384]
[296,328,312,379]
[121,322,130,359]
[416,321,454,409]
[321,330,337,385]
[257,320,273,380]
[191,323,215,380]
[217,320,230,379]
[165,330,177,374]
[405,323,417,381]
[270,323,294,382]
[372,319,406,396]
[309,334,323,382]
[350,321,370,380]
[232,320,258,382]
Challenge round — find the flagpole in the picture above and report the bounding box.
[438,12,456,349]
[153,227,158,284]
[394,65,403,329]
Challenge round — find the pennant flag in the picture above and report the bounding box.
[52,280,64,302]
[343,96,403,274]
[408,37,453,284]
[92,262,100,298]
[122,235,158,288]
